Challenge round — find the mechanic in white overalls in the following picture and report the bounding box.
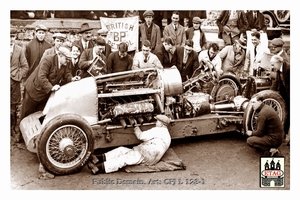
[88,115,171,174]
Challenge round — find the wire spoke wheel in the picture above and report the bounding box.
[251,98,283,131]
[46,125,88,169]
[243,90,287,133]
[37,114,94,175]
[211,77,240,102]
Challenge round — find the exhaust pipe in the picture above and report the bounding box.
[128,116,137,127]
[137,115,144,124]
[119,117,127,129]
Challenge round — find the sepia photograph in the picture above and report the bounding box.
[5,0,297,198]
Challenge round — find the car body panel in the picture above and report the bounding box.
[43,77,98,126]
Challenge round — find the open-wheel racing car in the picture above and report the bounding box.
[20,66,287,175]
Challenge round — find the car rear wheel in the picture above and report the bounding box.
[37,114,94,175]
[243,90,287,132]
[211,75,241,102]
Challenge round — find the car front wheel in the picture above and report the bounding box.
[37,114,94,175]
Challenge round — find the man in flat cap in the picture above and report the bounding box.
[139,10,162,52]
[74,23,95,54]
[24,24,51,80]
[10,27,29,142]
[97,29,112,58]
[21,46,80,120]
[78,37,107,78]
[41,32,66,60]
[270,38,289,64]
[185,16,207,53]
[87,114,171,174]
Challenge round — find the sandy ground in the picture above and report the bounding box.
[10,132,290,191]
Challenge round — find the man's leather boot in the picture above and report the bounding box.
[87,162,105,175]
[90,154,106,164]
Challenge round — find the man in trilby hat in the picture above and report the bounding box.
[218,35,248,77]
[74,23,95,55]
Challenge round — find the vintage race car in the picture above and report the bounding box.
[20,67,287,175]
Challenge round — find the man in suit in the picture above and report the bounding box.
[185,16,207,53]
[10,28,29,142]
[163,11,186,47]
[74,23,95,54]
[78,37,107,78]
[216,10,249,46]
[246,10,267,33]
[270,55,290,136]
[153,37,176,68]
[24,24,52,80]
[244,31,270,76]
[41,32,66,60]
[21,46,79,120]
[139,10,162,52]
[173,39,199,82]
[245,11,268,70]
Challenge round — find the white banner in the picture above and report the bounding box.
[100,16,139,52]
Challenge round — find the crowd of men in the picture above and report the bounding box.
[10,10,290,163]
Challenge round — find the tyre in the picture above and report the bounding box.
[243,90,287,132]
[211,74,241,102]
[37,114,94,175]
[274,10,290,23]
[263,13,275,28]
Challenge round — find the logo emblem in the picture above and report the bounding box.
[260,157,284,187]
